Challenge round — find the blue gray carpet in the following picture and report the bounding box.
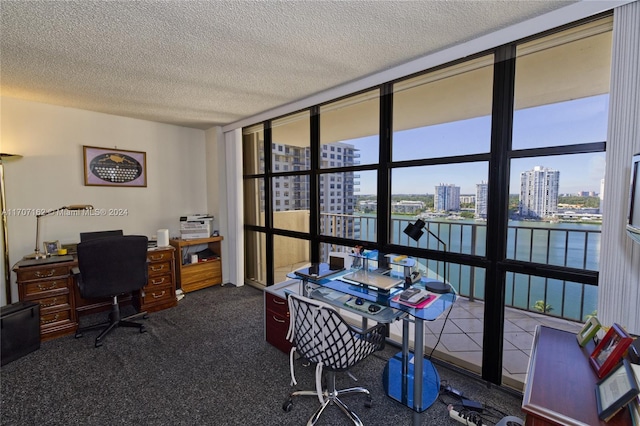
[1,284,523,425]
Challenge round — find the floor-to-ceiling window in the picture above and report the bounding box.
[498,16,612,385]
[242,15,612,388]
[389,55,494,374]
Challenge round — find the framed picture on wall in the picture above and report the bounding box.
[83,145,147,187]
[589,323,633,378]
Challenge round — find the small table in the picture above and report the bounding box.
[522,325,632,426]
[290,263,455,426]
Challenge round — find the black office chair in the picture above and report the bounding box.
[73,235,149,347]
[283,293,385,426]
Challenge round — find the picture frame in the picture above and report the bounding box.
[83,145,147,187]
[595,358,639,421]
[577,316,601,347]
[43,240,61,256]
[589,323,634,378]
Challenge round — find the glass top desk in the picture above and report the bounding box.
[288,262,456,426]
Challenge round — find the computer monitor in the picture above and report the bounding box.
[79,230,123,242]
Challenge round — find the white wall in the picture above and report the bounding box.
[1,96,211,304]
[599,2,640,335]
[204,125,236,286]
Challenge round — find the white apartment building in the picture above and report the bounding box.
[434,184,460,212]
[392,200,424,214]
[475,182,488,219]
[519,166,560,218]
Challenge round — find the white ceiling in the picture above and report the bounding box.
[1,1,577,130]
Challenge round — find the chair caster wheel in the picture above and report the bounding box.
[75,332,83,339]
[95,341,103,348]
[140,326,147,333]
[365,398,372,408]
[282,400,293,412]
[143,314,149,319]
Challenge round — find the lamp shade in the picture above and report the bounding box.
[402,218,451,294]
[403,219,426,241]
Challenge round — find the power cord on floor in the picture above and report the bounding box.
[438,379,511,426]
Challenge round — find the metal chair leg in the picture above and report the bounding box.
[284,370,371,426]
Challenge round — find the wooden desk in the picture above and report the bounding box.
[13,246,177,341]
[522,325,632,426]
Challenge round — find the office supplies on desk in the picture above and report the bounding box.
[18,254,74,267]
[344,297,385,315]
[391,289,439,309]
[342,270,404,290]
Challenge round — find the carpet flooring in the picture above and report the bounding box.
[1,284,524,425]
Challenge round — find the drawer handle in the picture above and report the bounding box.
[150,265,165,272]
[40,298,58,308]
[150,254,165,261]
[152,291,166,299]
[272,315,286,324]
[150,277,166,285]
[37,282,59,291]
[35,269,56,278]
[41,314,60,324]
[272,298,285,305]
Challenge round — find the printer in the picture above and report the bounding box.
[180,214,214,239]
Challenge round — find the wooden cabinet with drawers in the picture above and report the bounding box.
[136,246,177,312]
[14,259,77,342]
[14,246,178,341]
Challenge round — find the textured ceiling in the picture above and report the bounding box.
[1,1,575,130]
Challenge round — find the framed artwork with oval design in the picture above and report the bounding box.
[83,146,146,187]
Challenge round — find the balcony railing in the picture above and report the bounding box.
[319,212,600,323]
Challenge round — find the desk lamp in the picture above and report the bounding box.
[403,219,450,293]
[24,205,94,260]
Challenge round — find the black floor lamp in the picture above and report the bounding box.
[1,153,22,303]
[403,219,451,294]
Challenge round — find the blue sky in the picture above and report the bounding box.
[349,95,609,195]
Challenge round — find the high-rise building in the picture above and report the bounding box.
[434,184,460,212]
[475,182,488,219]
[271,141,359,244]
[519,166,560,218]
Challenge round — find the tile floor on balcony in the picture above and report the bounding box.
[388,296,583,391]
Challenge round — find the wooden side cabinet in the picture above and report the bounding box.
[136,246,177,312]
[170,236,223,293]
[14,258,77,341]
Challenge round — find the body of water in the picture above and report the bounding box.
[353,214,600,321]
